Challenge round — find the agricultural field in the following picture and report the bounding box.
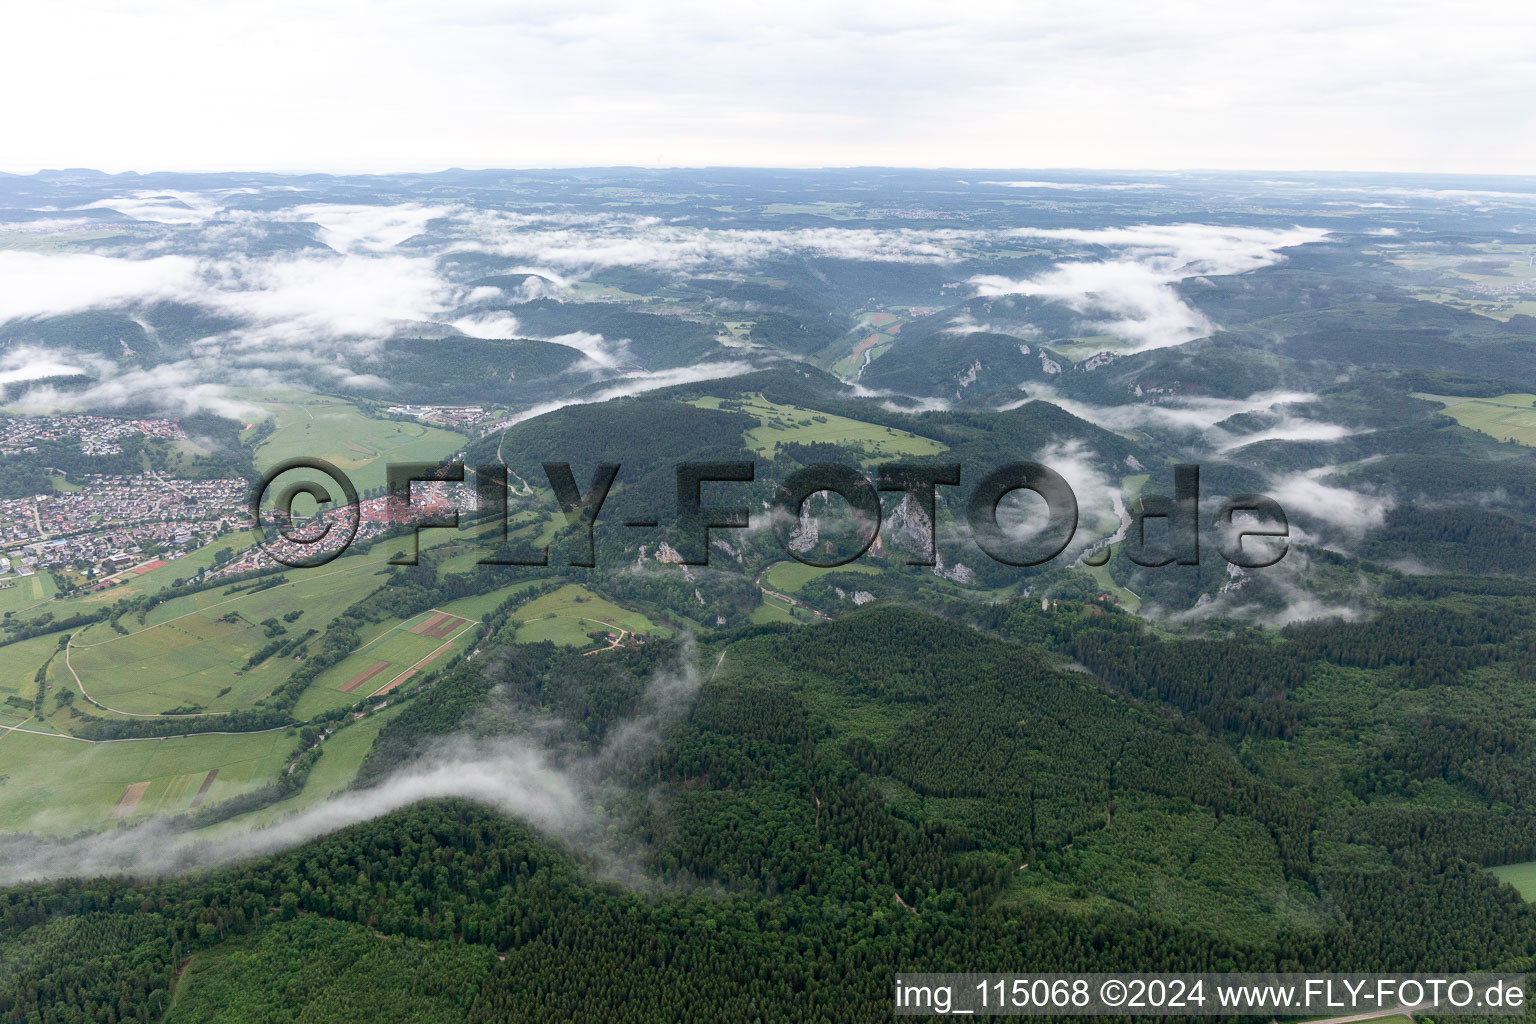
[7,530,264,628]
[65,553,399,717]
[750,592,814,625]
[0,634,58,710]
[510,584,663,647]
[1382,242,1536,321]
[0,571,57,619]
[687,393,946,460]
[194,704,408,837]
[236,389,467,493]
[1083,559,1142,613]
[762,560,877,594]
[826,311,906,378]
[1488,860,1536,901]
[437,579,548,622]
[292,607,483,719]
[1419,392,1536,446]
[0,727,301,833]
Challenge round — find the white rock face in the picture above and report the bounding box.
[885,490,934,560]
[932,553,977,585]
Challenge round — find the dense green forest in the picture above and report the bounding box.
[7,595,1536,1022]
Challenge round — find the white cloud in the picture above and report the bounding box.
[1015,385,1326,436]
[0,251,202,321]
[279,202,451,253]
[942,313,1039,339]
[506,360,757,424]
[1,2,1533,173]
[10,360,263,418]
[74,190,224,224]
[449,210,979,272]
[971,224,1329,353]
[204,253,456,345]
[0,247,464,353]
[452,311,522,338]
[0,346,89,385]
[542,330,624,368]
[1266,466,1390,536]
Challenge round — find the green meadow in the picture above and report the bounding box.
[0,571,56,619]
[292,609,480,720]
[0,633,57,705]
[749,592,815,625]
[687,393,946,460]
[191,704,408,837]
[511,584,663,647]
[6,530,264,631]
[762,560,878,594]
[0,727,301,833]
[237,390,467,493]
[1488,860,1536,901]
[1418,392,1536,447]
[67,553,400,717]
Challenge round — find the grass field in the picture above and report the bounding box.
[750,593,814,625]
[1418,393,1536,446]
[1384,242,1536,321]
[193,704,408,837]
[5,530,263,630]
[292,605,484,720]
[762,560,878,594]
[1489,860,1536,901]
[0,633,57,705]
[235,389,467,494]
[1083,560,1142,613]
[687,393,946,461]
[0,727,301,833]
[511,585,663,647]
[0,572,57,618]
[66,552,402,716]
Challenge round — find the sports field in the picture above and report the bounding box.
[0,727,301,833]
[238,391,466,493]
[1418,393,1536,446]
[1489,860,1536,901]
[686,393,946,460]
[511,584,663,647]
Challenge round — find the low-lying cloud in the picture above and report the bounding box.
[971,224,1329,353]
[0,639,710,887]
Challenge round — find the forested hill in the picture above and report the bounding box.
[6,600,1536,1022]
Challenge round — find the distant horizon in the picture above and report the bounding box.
[6,165,1536,182]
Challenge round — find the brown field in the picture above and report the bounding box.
[369,637,458,697]
[850,333,881,362]
[412,612,453,636]
[131,560,168,575]
[341,660,392,693]
[424,615,467,639]
[109,781,150,819]
[188,769,220,808]
[370,671,415,698]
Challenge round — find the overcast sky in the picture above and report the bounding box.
[4,0,1533,175]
